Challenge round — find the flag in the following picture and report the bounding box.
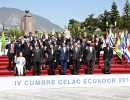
[108,33,114,47]
[124,32,127,45]
[123,48,130,62]
[122,32,127,50]
[1,32,6,50]
[115,36,122,59]
[122,32,130,62]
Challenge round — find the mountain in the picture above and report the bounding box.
[0,7,63,32]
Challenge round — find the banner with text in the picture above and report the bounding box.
[0,74,130,90]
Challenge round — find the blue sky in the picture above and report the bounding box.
[0,0,128,28]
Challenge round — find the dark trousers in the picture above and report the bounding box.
[25,56,31,70]
[55,55,59,69]
[8,53,15,70]
[73,60,80,75]
[86,60,95,74]
[96,52,100,65]
[104,59,111,73]
[48,60,55,75]
[60,60,67,75]
[33,61,41,75]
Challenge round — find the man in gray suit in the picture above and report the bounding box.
[71,43,82,75]
[84,42,96,74]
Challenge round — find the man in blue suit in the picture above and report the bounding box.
[59,43,69,75]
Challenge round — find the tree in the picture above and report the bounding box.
[84,14,98,33]
[98,10,111,31]
[68,19,82,36]
[122,0,130,31]
[110,1,120,27]
[8,29,24,41]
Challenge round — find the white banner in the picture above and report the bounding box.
[0,74,130,90]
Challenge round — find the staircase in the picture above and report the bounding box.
[0,55,130,77]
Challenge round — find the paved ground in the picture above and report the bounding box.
[0,87,130,100]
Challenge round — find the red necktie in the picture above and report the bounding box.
[10,44,14,53]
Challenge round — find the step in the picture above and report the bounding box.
[110,68,130,74]
[66,69,71,75]
[55,70,60,75]
[79,69,85,75]
[0,62,14,66]
[0,59,8,62]
[0,56,8,58]
[93,69,103,74]
[0,70,14,76]
[102,64,126,69]
[0,66,8,70]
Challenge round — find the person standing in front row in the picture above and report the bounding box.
[46,45,56,75]
[71,43,82,75]
[22,38,33,70]
[102,42,113,74]
[59,43,69,75]
[7,39,17,71]
[32,44,43,76]
[84,42,96,74]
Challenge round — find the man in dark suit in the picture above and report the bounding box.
[22,38,33,70]
[16,39,22,57]
[84,42,96,74]
[46,45,56,75]
[81,39,87,64]
[59,43,69,75]
[7,39,17,70]
[102,42,113,74]
[71,43,82,75]
[95,35,103,68]
[32,44,43,75]
[27,32,34,44]
[76,31,83,41]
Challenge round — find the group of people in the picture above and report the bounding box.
[6,31,114,76]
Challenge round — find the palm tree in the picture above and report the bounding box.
[8,29,24,41]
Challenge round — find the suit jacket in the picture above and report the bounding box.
[7,43,17,56]
[103,47,113,61]
[32,48,43,62]
[95,38,103,52]
[84,46,96,61]
[27,36,34,43]
[22,42,33,57]
[71,46,82,60]
[81,42,87,55]
[45,39,54,48]
[59,47,69,61]
[16,43,22,56]
[46,48,56,61]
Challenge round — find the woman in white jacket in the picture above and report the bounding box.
[15,52,26,76]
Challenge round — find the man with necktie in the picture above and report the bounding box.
[7,39,17,71]
[46,45,56,75]
[59,43,69,75]
[71,43,82,75]
[84,42,96,74]
[32,44,43,76]
[102,42,113,74]
[22,38,33,70]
